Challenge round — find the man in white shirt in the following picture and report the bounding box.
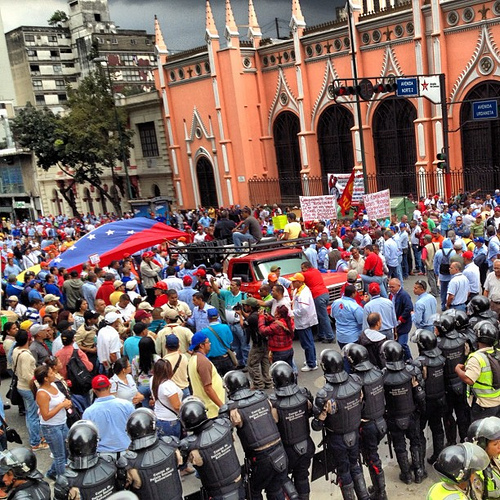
[463,251,481,299]
[7,296,27,318]
[446,262,470,311]
[115,294,136,322]
[270,284,292,316]
[96,312,122,374]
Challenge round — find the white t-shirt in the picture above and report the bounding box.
[150,377,182,422]
[110,374,138,403]
[96,325,122,365]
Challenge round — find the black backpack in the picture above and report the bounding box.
[439,249,453,276]
[66,348,92,395]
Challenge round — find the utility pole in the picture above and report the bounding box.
[439,73,451,200]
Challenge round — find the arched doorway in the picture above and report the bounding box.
[372,97,417,196]
[152,184,161,198]
[317,105,355,193]
[84,188,94,214]
[273,111,302,204]
[461,80,500,192]
[52,189,62,215]
[196,156,219,208]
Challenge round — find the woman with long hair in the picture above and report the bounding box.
[150,359,182,438]
[73,299,88,331]
[33,364,72,480]
[131,337,160,407]
[110,357,144,407]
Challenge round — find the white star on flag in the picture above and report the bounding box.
[127,230,135,234]
[88,234,96,240]
[106,230,115,236]
[54,258,62,263]
[69,246,77,251]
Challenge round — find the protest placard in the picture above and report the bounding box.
[272,215,288,230]
[327,172,365,203]
[299,196,337,221]
[363,189,391,220]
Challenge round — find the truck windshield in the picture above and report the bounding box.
[254,253,308,280]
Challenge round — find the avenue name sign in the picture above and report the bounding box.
[396,77,419,98]
[473,100,498,120]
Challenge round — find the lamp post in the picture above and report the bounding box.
[92,56,134,201]
[346,0,369,194]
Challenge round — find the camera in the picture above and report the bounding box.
[232,304,242,311]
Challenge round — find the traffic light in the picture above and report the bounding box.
[373,82,398,95]
[333,85,360,97]
[436,152,448,170]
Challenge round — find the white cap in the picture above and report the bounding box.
[105,312,120,324]
[30,324,49,336]
[138,302,154,311]
[125,280,137,290]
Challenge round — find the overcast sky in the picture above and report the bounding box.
[1,0,345,52]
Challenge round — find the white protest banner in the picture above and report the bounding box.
[327,172,365,203]
[88,253,100,265]
[363,189,391,220]
[299,196,337,221]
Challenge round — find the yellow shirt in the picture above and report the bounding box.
[283,221,301,240]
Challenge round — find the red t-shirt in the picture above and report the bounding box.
[154,295,168,308]
[302,268,329,298]
[363,253,384,277]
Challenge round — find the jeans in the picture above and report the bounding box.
[361,275,388,298]
[137,385,151,407]
[440,279,450,310]
[232,232,256,249]
[401,249,409,278]
[412,245,423,273]
[18,388,41,447]
[270,349,294,369]
[230,323,250,366]
[397,333,412,360]
[451,303,467,312]
[388,265,403,283]
[41,423,68,477]
[157,419,181,439]
[380,328,395,340]
[296,327,317,368]
[314,293,335,341]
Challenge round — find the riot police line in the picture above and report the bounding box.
[1,294,500,499]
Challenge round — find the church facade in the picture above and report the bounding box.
[154,0,500,209]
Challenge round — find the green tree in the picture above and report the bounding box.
[12,71,133,217]
[48,10,69,27]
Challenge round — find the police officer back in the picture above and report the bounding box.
[55,420,118,500]
[312,349,370,500]
[123,408,183,500]
[224,370,290,500]
[468,295,499,330]
[179,397,243,500]
[343,344,388,500]
[269,361,315,500]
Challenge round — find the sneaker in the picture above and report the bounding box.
[301,364,318,372]
[180,466,196,477]
[31,443,49,452]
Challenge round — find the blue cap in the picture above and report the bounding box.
[474,237,485,243]
[207,308,219,318]
[189,332,209,351]
[166,334,179,348]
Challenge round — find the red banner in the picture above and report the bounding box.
[337,169,355,215]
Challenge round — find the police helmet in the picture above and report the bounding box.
[453,310,470,330]
[381,340,405,371]
[179,397,208,432]
[67,420,99,470]
[320,349,348,383]
[224,370,251,398]
[467,417,500,450]
[433,314,455,335]
[474,320,499,347]
[468,295,491,315]
[270,361,298,396]
[0,448,37,479]
[434,443,489,484]
[127,408,158,451]
[342,343,372,372]
[413,329,438,352]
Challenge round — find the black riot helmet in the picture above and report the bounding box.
[413,329,438,352]
[342,343,372,372]
[451,310,470,330]
[224,370,251,398]
[0,448,37,479]
[127,408,158,451]
[434,314,456,336]
[320,349,348,383]
[468,417,500,450]
[474,320,499,347]
[434,443,489,484]
[468,295,491,315]
[67,420,99,470]
[179,397,208,432]
[381,340,405,371]
[270,361,298,396]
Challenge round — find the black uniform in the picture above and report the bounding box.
[437,329,471,444]
[180,417,242,500]
[414,346,446,464]
[124,436,182,500]
[269,384,315,499]
[227,388,288,500]
[469,310,499,331]
[6,471,50,500]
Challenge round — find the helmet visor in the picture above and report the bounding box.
[463,442,490,476]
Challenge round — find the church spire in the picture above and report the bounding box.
[248,0,262,46]
[291,0,306,28]
[154,15,167,53]
[205,0,218,39]
[225,0,239,37]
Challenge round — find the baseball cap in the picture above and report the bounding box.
[495,207,500,212]
[7,296,19,302]
[113,280,124,289]
[178,237,187,242]
[207,308,219,318]
[368,283,381,295]
[44,294,59,303]
[45,305,60,314]
[193,268,206,277]
[463,251,474,260]
[290,273,305,282]
[92,375,111,390]
[60,329,75,340]
[162,308,181,320]
[166,334,180,348]
[182,276,193,286]
[267,273,278,282]
[20,320,33,331]
[104,312,120,324]
[431,228,438,233]
[270,265,280,272]
[189,332,209,351]
[40,262,48,268]
[57,320,74,332]
[341,251,351,260]
[241,297,259,307]
[474,237,485,244]
[347,270,358,282]
[135,310,152,321]
[142,251,154,259]
[138,302,154,312]
[125,280,138,290]
[30,324,49,336]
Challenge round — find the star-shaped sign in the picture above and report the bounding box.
[127,230,135,235]
[88,234,96,240]
[106,230,115,236]
[421,80,429,91]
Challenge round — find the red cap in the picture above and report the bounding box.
[183,276,193,285]
[142,251,154,259]
[193,268,206,277]
[368,283,380,295]
[91,375,111,390]
[135,310,152,321]
[463,251,474,260]
[153,281,168,290]
[341,251,351,260]
[40,262,48,268]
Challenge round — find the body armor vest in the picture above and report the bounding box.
[229,390,280,452]
[63,458,117,500]
[357,369,385,421]
[416,351,446,400]
[124,440,182,500]
[183,418,241,495]
[458,326,478,352]
[270,388,311,447]
[383,367,415,419]
[437,333,467,391]
[10,478,51,500]
[322,376,363,435]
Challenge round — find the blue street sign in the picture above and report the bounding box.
[473,100,498,120]
[396,77,419,97]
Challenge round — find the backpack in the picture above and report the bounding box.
[439,249,453,276]
[66,348,92,395]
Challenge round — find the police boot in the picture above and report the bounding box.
[340,482,357,500]
[396,453,412,485]
[352,474,370,500]
[410,447,427,484]
[368,469,388,500]
[283,479,299,500]
[427,429,445,465]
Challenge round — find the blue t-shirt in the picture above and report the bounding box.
[123,336,141,362]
